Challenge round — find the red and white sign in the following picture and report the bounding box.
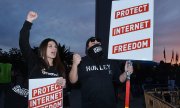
[28,78,63,108]
[108,0,154,61]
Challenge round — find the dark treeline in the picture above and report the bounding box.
[0,47,180,96]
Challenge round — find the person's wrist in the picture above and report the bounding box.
[73,62,78,67]
[26,18,33,23]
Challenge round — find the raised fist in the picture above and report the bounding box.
[26,11,38,23]
[73,53,81,66]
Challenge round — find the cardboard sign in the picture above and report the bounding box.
[108,0,154,61]
[29,78,63,108]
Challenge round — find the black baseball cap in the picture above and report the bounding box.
[85,37,101,48]
[85,37,101,54]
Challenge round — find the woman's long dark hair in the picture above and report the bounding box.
[39,38,65,78]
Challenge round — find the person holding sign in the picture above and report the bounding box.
[19,11,66,107]
[69,37,133,108]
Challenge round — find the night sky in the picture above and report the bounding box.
[0,0,180,63]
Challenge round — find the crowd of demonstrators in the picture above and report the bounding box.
[1,37,180,108]
[69,37,133,108]
[1,10,180,108]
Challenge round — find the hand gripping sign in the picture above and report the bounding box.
[109,0,154,108]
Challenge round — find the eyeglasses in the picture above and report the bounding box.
[90,38,101,42]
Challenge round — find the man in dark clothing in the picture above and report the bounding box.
[69,37,133,108]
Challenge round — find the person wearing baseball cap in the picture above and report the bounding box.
[69,36,133,108]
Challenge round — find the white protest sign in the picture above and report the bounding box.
[108,0,154,61]
[28,78,63,108]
